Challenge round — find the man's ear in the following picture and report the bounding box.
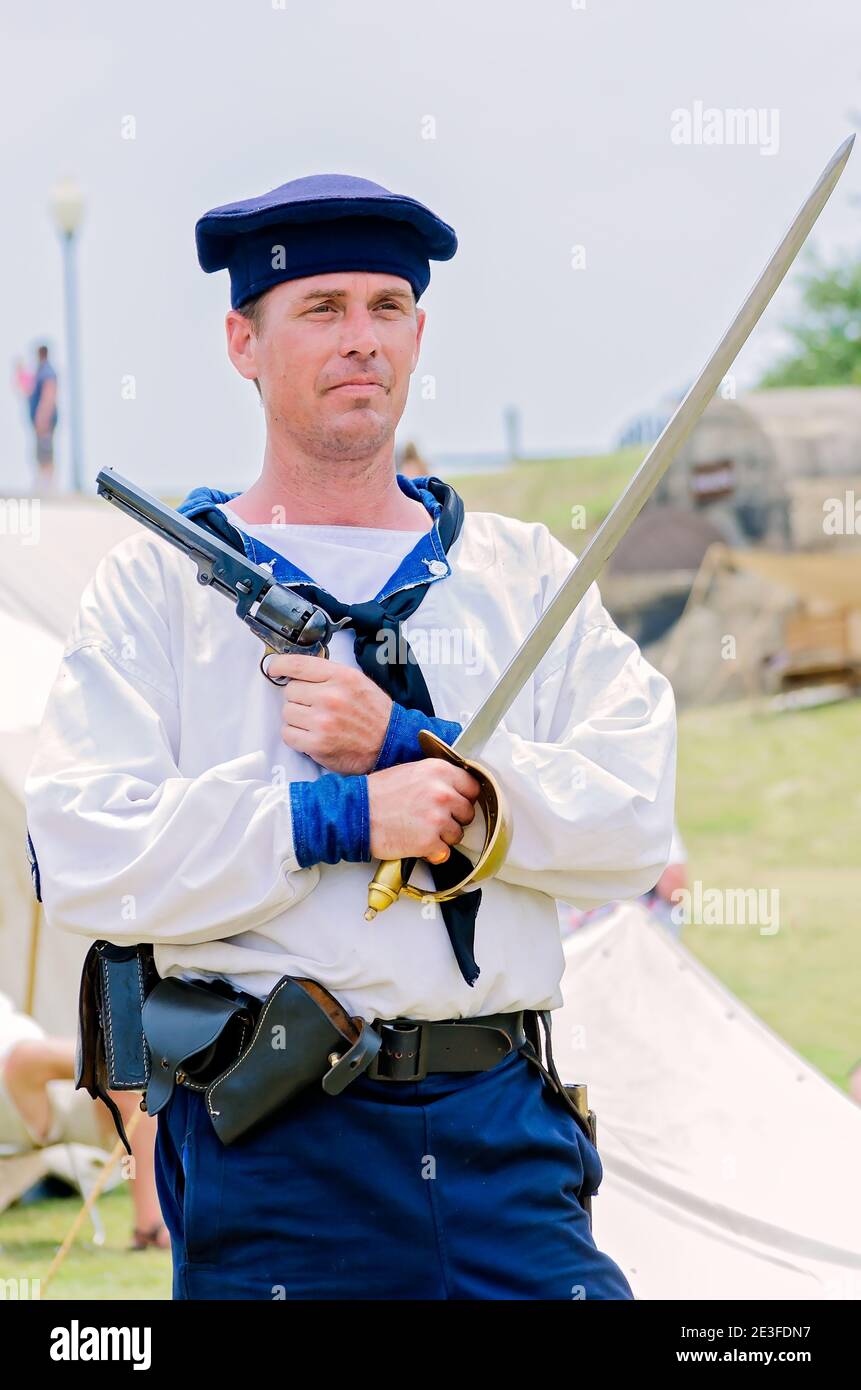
[225,310,259,383]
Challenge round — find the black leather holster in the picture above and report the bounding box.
[75,942,382,1152]
[201,975,382,1144]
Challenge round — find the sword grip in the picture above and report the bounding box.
[364,731,512,920]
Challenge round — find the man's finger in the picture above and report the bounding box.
[282,680,315,707]
[280,724,316,754]
[282,706,314,731]
[266,652,333,683]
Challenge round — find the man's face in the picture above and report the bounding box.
[226,271,426,461]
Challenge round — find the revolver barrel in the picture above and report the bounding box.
[96,468,347,658]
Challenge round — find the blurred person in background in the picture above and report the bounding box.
[640,824,688,937]
[559,823,688,938]
[397,438,429,479]
[13,344,59,491]
[0,991,169,1249]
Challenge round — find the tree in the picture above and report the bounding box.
[759,251,861,387]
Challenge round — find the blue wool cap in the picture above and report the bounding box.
[195,173,457,309]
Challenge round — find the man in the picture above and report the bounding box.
[25,345,59,489]
[25,173,677,1300]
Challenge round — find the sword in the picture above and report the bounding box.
[365,134,855,919]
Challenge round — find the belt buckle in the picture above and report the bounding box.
[368,1019,430,1082]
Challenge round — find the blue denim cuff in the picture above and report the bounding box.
[372,702,463,770]
[289,774,371,868]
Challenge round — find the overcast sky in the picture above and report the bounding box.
[2,0,859,495]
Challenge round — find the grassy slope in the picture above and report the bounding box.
[452,448,647,547]
[676,696,861,1089]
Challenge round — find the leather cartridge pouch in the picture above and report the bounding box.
[203,975,382,1146]
[75,941,160,1153]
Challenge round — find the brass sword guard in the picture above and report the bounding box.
[364,728,512,920]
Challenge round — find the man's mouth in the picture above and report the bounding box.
[329,379,386,392]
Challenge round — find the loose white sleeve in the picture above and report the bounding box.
[457,529,677,908]
[24,539,315,948]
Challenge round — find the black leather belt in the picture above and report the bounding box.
[364,1011,527,1082]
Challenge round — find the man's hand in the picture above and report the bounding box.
[271,653,393,774]
[367,760,480,865]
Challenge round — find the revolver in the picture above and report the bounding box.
[96,468,351,683]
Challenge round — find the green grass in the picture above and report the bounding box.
[676,696,861,1090]
[453,447,647,546]
[0,1186,171,1300]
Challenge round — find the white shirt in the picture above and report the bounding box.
[219,505,429,656]
[24,504,677,1023]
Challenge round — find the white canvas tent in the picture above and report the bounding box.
[0,500,137,1032]
[556,904,861,1300]
[0,500,137,1210]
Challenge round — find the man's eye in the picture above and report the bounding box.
[308,303,336,314]
[376,301,401,312]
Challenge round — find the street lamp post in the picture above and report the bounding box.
[50,177,85,493]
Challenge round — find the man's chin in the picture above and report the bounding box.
[328,395,387,416]
[317,410,393,459]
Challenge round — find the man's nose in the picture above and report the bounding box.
[338,308,381,357]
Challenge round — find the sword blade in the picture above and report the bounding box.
[453,134,854,761]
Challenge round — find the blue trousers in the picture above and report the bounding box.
[154,1047,634,1300]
